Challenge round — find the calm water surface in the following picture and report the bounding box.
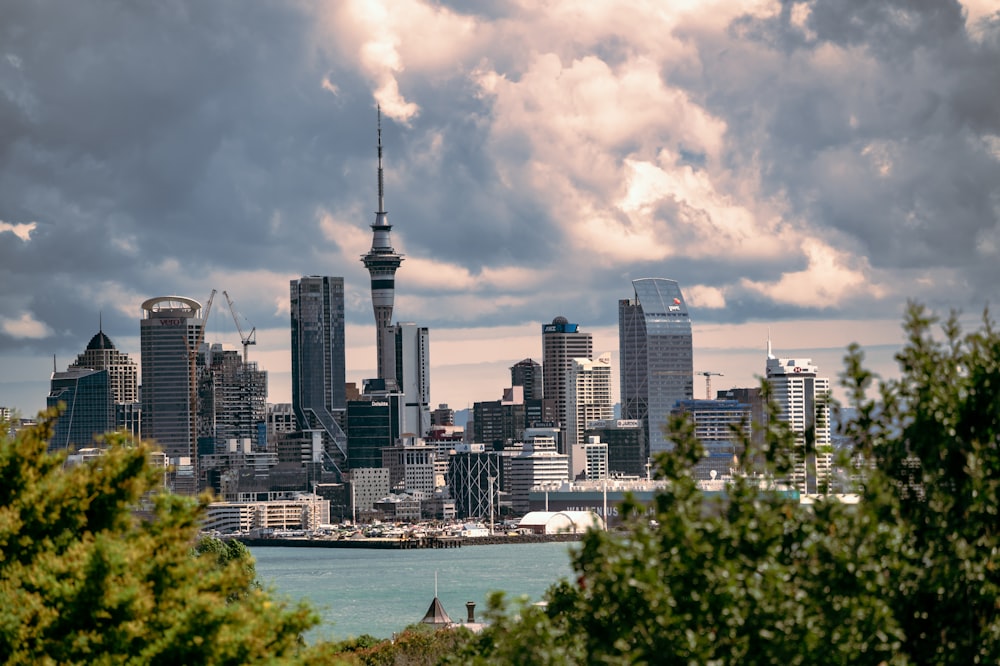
[251,541,577,641]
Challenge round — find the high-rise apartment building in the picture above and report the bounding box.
[389,322,430,437]
[510,358,543,401]
[765,343,832,494]
[541,316,593,444]
[362,109,403,380]
[619,278,693,456]
[140,296,205,493]
[290,276,348,474]
[566,354,614,478]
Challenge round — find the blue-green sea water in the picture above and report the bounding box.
[251,542,578,641]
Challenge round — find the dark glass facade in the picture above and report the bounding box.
[510,358,543,401]
[346,397,402,469]
[472,399,526,449]
[290,276,348,472]
[584,420,647,477]
[619,279,693,455]
[47,368,115,451]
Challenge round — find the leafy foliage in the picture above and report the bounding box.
[0,410,321,665]
[194,535,262,597]
[458,303,1000,665]
[314,623,472,665]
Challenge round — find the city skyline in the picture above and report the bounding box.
[2,1,998,415]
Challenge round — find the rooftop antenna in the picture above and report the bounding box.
[766,328,775,360]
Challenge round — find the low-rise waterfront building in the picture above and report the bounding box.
[203,493,330,534]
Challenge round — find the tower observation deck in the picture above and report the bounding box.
[361,106,403,379]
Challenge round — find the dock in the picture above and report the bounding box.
[237,532,580,549]
[238,535,463,550]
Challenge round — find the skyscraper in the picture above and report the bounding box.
[566,354,614,478]
[619,278,694,456]
[70,328,138,404]
[361,108,403,380]
[140,295,205,493]
[390,322,431,437]
[290,276,348,474]
[510,358,543,400]
[542,316,593,449]
[765,342,832,494]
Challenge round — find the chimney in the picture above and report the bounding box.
[465,601,476,624]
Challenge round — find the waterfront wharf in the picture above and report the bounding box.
[238,535,463,550]
[237,532,581,549]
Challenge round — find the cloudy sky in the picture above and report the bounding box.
[2,0,999,416]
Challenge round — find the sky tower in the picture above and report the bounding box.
[362,106,404,379]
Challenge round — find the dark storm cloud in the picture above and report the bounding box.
[0,0,384,352]
[384,104,559,268]
[712,0,1000,310]
[2,0,999,379]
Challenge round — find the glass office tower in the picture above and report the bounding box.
[290,276,348,474]
[140,295,205,488]
[619,278,693,456]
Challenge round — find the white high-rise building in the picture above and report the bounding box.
[542,316,593,441]
[765,342,832,494]
[509,430,569,513]
[387,322,431,438]
[566,354,614,479]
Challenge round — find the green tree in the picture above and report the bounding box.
[193,535,262,597]
[457,303,1000,665]
[0,410,323,665]
[313,623,472,665]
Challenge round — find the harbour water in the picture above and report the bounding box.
[251,541,578,641]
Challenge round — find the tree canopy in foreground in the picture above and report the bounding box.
[0,417,322,665]
[456,304,1000,665]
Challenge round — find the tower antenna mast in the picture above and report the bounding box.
[361,103,403,379]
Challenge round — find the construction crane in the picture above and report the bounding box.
[222,290,256,364]
[188,289,217,365]
[187,289,216,477]
[698,371,724,400]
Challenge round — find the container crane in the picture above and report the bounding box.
[222,290,256,364]
[698,371,724,400]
